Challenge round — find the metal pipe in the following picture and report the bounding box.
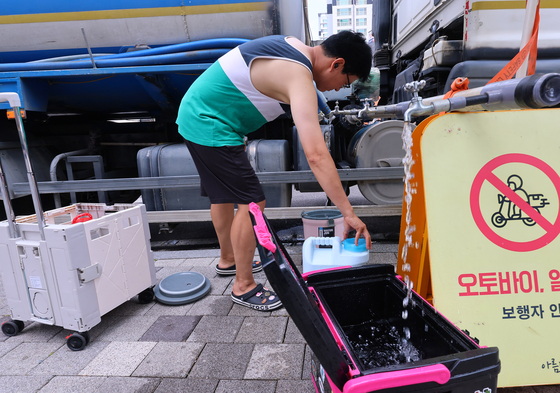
[332,101,402,119]
[12,167,406,195]
[0,156,19,238]
[334,73,560,122]
[13,107,46,240]
[81,28,97,69]
[516,0,540,79]
[50,149,92,208]
[0,94,23,237]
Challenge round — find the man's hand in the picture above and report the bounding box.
[342,214,372,250]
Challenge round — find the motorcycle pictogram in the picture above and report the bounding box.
[491,174,549,228]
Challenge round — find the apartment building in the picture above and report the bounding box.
[317,0,373,40]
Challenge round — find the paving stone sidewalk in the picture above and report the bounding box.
[0,243,557,392]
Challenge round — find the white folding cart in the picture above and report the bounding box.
[0,93,157,350]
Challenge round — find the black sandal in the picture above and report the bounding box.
[215,260,263,275]
[231,283,282,311]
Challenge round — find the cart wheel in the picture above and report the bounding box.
[138,288,155,304]
[1,320,22,337]
[81,331,91,345]
[67,333,88,351]
[14,320,25,332]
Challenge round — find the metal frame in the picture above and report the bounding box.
[11,167,404,196]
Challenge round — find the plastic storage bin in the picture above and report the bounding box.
[0,203,157,350]
[249,204,500,393]
[302,236,369,273]
[0,97,157,351]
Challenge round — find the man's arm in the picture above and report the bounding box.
[257,61,371,248]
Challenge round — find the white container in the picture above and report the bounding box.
[422,40,463,70]
[302,236,369,274]
[301,209,344,240]
[0,203,156,331]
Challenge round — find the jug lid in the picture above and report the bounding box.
[343,238,368,252]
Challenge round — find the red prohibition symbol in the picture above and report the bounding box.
[470,153,560,252]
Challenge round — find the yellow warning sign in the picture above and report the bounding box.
[420,108,560,387]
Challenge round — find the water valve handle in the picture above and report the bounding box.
[404,80,426,94]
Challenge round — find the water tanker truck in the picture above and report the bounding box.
[1,0,559,218]
[0,0,322,216]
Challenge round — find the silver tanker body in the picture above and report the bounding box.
[0,0,306,63]
[0,0,330,216]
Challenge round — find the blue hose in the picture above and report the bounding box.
[0,49,229,72]
[0,38,249,72]
[316,89,332,116]
[104,38,249,59]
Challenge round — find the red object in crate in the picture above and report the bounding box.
[72,213,93,224]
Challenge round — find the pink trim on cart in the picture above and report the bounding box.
[309,286,361,377]
[342,364,451,392]
[249,202,276,253]
[302,265,352,281]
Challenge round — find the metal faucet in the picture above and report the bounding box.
[403,80,433,122]
[357,99,371,119]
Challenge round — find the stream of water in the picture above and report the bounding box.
[401,121,417,320]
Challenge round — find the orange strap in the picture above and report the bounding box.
[440,77,470,114]
[443,77,470,99]
[486,0,540,84]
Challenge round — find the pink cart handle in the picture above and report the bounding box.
[342,364,451,393]
[249,202,276,253]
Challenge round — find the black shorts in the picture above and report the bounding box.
[184,139,265,205]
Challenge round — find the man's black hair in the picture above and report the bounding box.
[321,30,372,82]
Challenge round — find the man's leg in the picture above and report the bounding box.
[231,200,266,296]
[210,203,236,269]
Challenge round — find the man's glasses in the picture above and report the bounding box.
[342,73,351,89]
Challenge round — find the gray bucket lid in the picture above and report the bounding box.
[154,272,211,305]
[301,209,342,220]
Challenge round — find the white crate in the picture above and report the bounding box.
[0,203,156,331]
